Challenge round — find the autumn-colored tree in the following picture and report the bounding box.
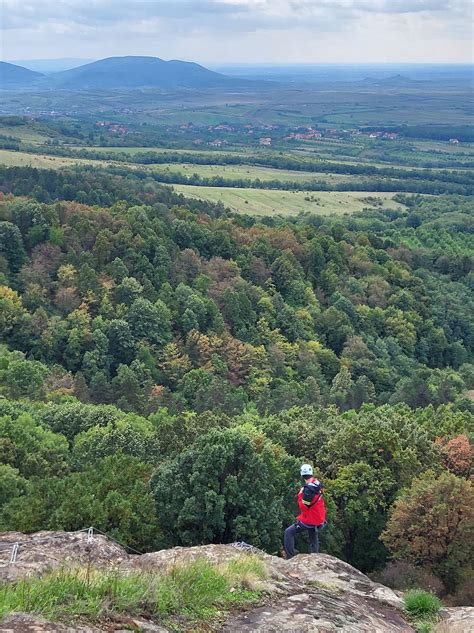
[381,471,474,590]
[442,434,473,478]
[0,286,28,338]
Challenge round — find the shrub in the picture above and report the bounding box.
[381,471,474,592]
[445,573,474,606]
[403,589,442,620]
[373,561,444,596]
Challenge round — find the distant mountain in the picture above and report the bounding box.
[362,74,428,87]
[0,61,43,88]
[9,58,94,73]
[52,56,240,89]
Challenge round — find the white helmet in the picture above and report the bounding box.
[300,464,313,476]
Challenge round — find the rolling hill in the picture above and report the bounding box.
[52,55,242,89]
[0,61,43,88]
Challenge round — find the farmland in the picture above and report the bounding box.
[0,149,111,169]
[151,162,358,184]
[172,185,406,216]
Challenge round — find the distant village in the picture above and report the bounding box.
[179,122,403,147]
[90,120,461,147]
[3,110,461,148]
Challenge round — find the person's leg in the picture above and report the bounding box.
[284,522,300,559]
[307,525,319,554]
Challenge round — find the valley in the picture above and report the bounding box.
[0,51,472,633]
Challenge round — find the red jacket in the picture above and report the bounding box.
[296,477,326,526]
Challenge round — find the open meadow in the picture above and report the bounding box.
[0,149,112,169]
[152,162,358,184]
[172,185,406,215]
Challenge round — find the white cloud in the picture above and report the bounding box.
[1,0,472,62]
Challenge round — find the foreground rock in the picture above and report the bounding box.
[0,531,126,583]
[222,590,413,632]
[436,607,474,632]
[0,531,472,632]
[0,613,100,632]
[0,613,169,633]
[272,553,403,608]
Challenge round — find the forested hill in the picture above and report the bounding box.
[0,165,473,414]
[0,61,43,88]
[52,56,239,89]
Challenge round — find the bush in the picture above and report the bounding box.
[445,573,474,606]
[403,589,442,620]
[381,471,474,592]
[373,561,444,596]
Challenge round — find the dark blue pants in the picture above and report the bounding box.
[284,520,319,559]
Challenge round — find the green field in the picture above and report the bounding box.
[411,140,474,154]
[0,149,355,185]
[0,149,113,169]
[173,185,406,216]
[71,145,254,158]
[153,162,358,184]
[0,125,52,144]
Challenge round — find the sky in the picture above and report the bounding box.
[1,0,473,65]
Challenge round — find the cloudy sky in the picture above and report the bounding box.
[1,0,473,64]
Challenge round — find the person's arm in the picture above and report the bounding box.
[297,487,306,512]
[301,481,322,506]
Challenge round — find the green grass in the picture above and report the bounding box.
[0,149,113,169]
[151,162,356,184]
[173,184,406,216]
[0,125,52,144]
[71,145,254,158]
[412,140,474,155]
[413,622,437,633]
[0,555,267,628]
[403,589,442,632]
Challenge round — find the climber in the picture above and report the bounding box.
[284,463,326,559]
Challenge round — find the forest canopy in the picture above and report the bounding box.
[0,165,472,601]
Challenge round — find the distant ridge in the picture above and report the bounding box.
[9,58,93,73]
[52,55,242,89]
[0,61,43,87]
[362,74,429,86]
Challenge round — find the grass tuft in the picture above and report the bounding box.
[414,621,436,633]
[404,589,442,620]
[0,555,266,627]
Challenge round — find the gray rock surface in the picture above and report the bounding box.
[124,542,245,573]
[0,613,100,632]
[222,590,414,632]
[275,553,404,607]
[436,607,474,632]
[0,531,126,583]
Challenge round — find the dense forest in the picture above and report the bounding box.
[0,165,472,603]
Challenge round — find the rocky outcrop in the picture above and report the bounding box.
[0,531,472,633]
[0,531,127,583]
[124,542,245,573]
[0,613,100,632]
[437,607,474,632]
[0,613,169,633]
[272,553,404,608]
[222,590,413,632]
